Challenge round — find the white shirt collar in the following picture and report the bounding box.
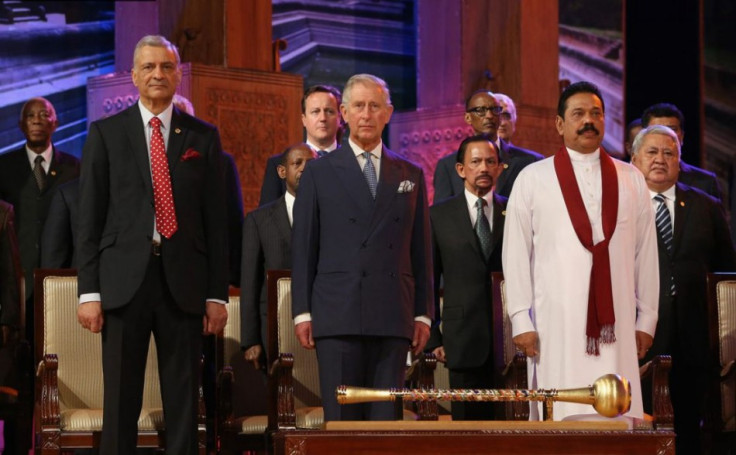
[138,99,174,131]
[307,140,337,153]
[648,184,676,201]
[566,147,600,162]
[464,188,494,208]
[284,191,296,227]
[349,138,383,159]
[25,144,53,173]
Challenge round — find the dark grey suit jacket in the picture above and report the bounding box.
[41,178,78,269]
[644,183,736,367]
[77,104,229,313]
[427,192,506,369]
[258,153,286,207]
[678,160,723,201]
[433,140,542,202]
[291,144,434,340]
[240,195,291,349]
[0,200,21,329]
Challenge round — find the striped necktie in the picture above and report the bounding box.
[654,193,676,295]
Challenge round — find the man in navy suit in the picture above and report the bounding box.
[631,125,735,453]
[259,85,343,206]
[241,143,315,369]
[642,103,723,201]
[291,74,434,421]
[433,90,542,202]
[76,35,228,454]
[427,135,506,420]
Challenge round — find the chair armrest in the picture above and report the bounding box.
[649,355,674,430]
[37,354,61,428]
[268,353,295,431]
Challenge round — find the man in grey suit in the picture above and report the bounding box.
[241,143,315,369]
[427,134,506,420]
[291,74,434,421]
[433,90,542,202]
[76,35,228,454]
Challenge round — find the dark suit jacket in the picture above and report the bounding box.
[645,183,736,367]
[0,146,80,295]
[224,154,244,286]
[433,140,542,202]
[427,192,506,369]
[291,144,434,340]
[678,160,723,201]
[40,178,78,269]
[240,195,291,349]
[0,200,21,329]
[77,104,229,313]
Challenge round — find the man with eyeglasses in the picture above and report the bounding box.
[426,134,506,420]
[433,90,542,202]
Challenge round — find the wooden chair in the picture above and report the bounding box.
[704,272,736,450]
[217,287,269,454]
[33,269,207,454]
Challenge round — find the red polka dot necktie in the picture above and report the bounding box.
[149,117,178,238]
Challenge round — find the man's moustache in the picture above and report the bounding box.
[577,124,599,135]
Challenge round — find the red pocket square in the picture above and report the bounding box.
[181,148,201,161]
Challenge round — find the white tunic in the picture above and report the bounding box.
[502,149,659,420]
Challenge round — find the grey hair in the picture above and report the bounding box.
[173,94,195,116]
[132,35,180,68]
[341,74,392,107]
[631,125,681,158]
[19,97,56,122]
[494,93,517,123]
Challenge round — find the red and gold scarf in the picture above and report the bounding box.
[553,147,618,355]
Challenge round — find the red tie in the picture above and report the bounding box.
[149,117,178,238]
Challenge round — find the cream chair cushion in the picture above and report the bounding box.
[716,280,736,431]
[42,275,163,432]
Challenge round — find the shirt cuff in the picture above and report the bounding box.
[510,310,536,337]
[414,315,431,327]
[294,312,312,325]
[208,298,228,305]
[79,293,101,305]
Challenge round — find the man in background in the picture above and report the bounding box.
[259,85,342,206]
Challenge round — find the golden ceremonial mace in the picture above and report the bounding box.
[336,374,631,421]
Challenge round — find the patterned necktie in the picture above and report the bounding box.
[317,149,328,158]
[33,155,46,191]
[475,198,492,259]
[149,117,178,238]
[654,194,676,295]
[362,151,377,199]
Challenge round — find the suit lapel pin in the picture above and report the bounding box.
[501,210,506,216]
[680,201,685,207]
[503,163,509,169]
[50,170,57,176]
[175,128,182,134]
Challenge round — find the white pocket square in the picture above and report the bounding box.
[397,180,415,193]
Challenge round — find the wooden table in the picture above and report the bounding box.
[273,421,675,455]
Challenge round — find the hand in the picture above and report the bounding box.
[432,346,446,363]
[635,330,653,359]
[513,331,539,357]
[244,345,263,370]
[78,301,104,333]
[295,321,315,349]
[411,321,430,356]
[202,301,228,335]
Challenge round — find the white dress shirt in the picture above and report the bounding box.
[25,144,53,173]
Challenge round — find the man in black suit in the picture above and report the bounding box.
[40,179,78,269]
[259,85,343,206]
[427,134,506,420]
[292,74,433,421]
[642,102,723,201]
[76,35,228,454]
[433,90,542,202]
[0,97,80,333]
[242,143,315,369]
[631,125,736,454]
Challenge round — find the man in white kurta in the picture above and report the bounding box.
[503,81,659,421]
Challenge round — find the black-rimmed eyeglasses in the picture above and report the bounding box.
[467,106,503,117]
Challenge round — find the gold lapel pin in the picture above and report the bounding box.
[175,128,182,134]
[50,170,57,176]
[501,210,506,216]
[680,201,685,207]
[503,163,509,169]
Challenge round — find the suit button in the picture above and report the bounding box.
[349,218,357,223]
[361,242,367,248]
[394,217,400,222]
[388,243,393,249]
[389,272,396,278]
[362,271,367,277]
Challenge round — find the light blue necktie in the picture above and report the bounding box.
[362,151,377,199]
[654,194,676,295]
